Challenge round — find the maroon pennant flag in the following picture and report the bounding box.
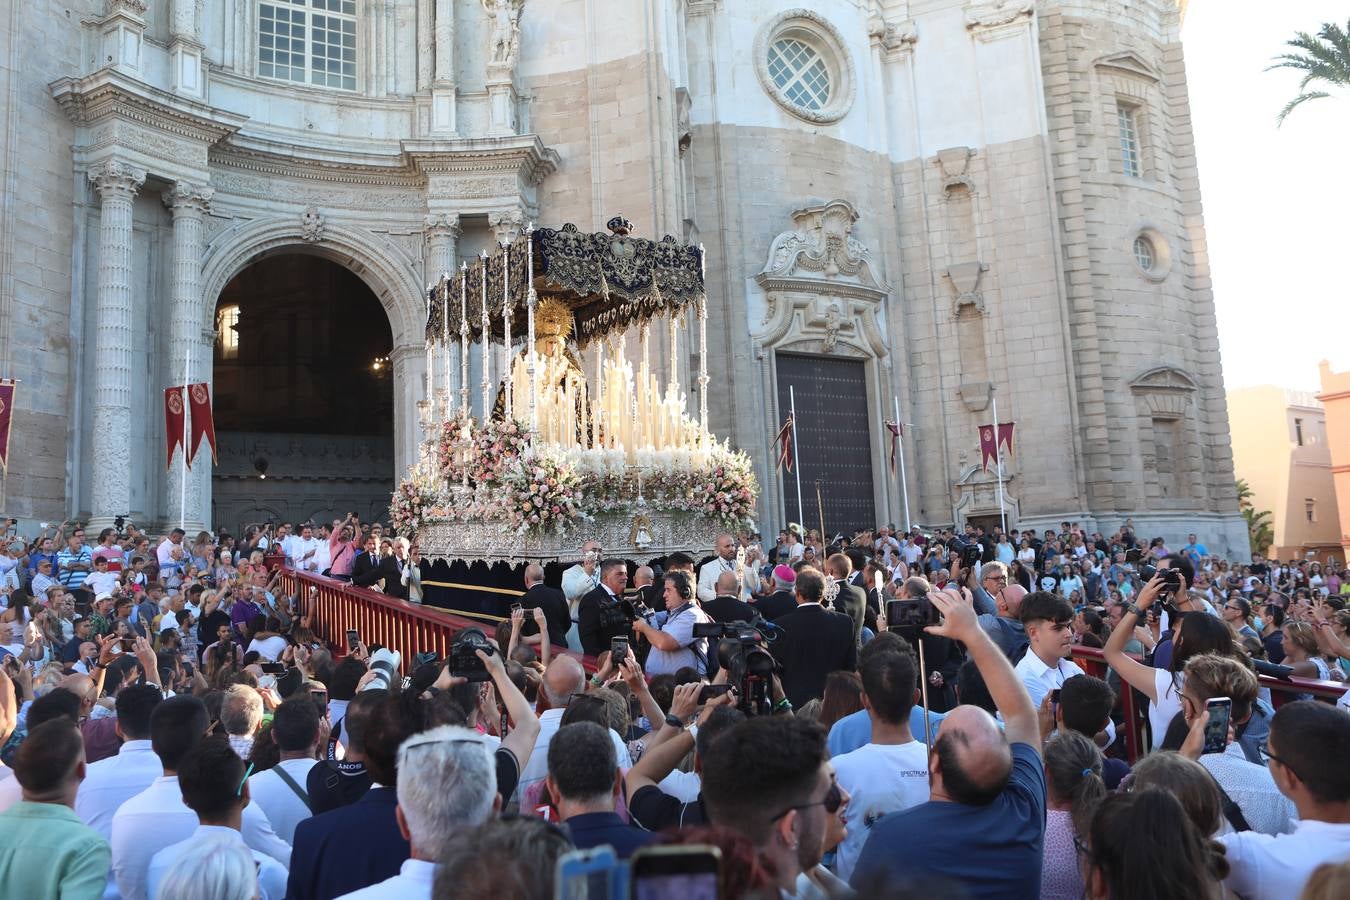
[774,413,795,473]
[884,420,902,474]
[978,424,998,472]
[996,421,1016,458]
[0,380,14,475]
[165,386,187,471]
[187,382,218,466]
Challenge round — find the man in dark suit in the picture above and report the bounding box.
[845,546,868,589]
[827,553,866,647]
[577,558,632,657]
[286,700,410,900]
[521,563,570,647]
[548,720,657,859]
[771,566,857,709]
[753,564,799,621]
[351,536,400,594]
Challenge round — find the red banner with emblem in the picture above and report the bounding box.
[165,386,187,471]
[978,423,998,472]
[0,380,14,475]
[187,382,218,466]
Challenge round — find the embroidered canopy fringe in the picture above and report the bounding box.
[426,222,706,346]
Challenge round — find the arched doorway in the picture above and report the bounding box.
[211,252,395,536]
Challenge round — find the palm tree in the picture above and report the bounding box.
[1268,19,1350,124]
[1235,479,1275,555]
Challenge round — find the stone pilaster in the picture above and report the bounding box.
[168,0,205,96]
[87,160,146,529]
[163,181,213,532]
[431,0,457,133]
[424,213,460,418]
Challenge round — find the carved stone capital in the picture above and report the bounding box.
[946,261,989,315]
[163,181,214,216]
[489,208,525,245]
[105,0,149,18]
[423,212,462,241]
[88,160,146,200]
[868,16,917,59]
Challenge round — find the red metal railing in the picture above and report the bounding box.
[278,568,596,672]
[1071,645,1347,762]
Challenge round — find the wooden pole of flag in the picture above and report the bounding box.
[992,393,1007,534]
[895,395,910,533]
[789,386,803,527]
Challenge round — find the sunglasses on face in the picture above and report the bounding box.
[769,777,843,821]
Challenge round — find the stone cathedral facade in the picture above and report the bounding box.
[0,0,1249,556]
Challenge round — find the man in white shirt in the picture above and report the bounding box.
[288,524,323,574]
[516,657,632,800]
[697,533,758,603]
[560,540,602,604]
[1219,702,1350,899]
[112,695,291,900]
[75,684,163,841]
[336,725,498,900]
[1013,591,1084,708]
[147,736,288,900]
[30,556,62,597]
[247,696,320,845]
[832,645,930,882]
[1176,654,1295,836]
[872,527,901,565]
[155,529,186,571]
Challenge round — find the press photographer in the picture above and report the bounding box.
[630,571,712,677]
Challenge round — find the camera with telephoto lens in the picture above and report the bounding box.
[449,627,496,683]
[692,618,778,717]
[949,536,983,568]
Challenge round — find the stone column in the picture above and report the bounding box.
[163,181,214,532]
[424,213,460,419]
[87,160,146,529]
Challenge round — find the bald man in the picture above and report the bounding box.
[850,587,1045,896]
[697,533,758,604]
[521,563,569,647]
[977,573,1030,661]
[515,657,632,800]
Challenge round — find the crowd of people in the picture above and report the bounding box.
[0,514,1348,899]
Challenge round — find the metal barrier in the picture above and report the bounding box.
[277,568,596,672]
[1071,645,1347,762]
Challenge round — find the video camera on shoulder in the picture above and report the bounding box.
[693,618,777,717]
[449,626,496,683]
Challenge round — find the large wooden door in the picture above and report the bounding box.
[776,353,876,538]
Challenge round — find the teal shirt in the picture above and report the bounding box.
[0,800,111,900]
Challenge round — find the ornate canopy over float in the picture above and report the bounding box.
[392,217,758,564]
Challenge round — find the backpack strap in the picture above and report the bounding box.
[272,764,312,813]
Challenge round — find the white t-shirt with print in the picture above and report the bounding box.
[831,740,930,882]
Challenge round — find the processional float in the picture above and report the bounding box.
[392,216,758,566]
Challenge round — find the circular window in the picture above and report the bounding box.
[755,11,855,124]
[1133,236,1155,273]
[1130,227,1172,282]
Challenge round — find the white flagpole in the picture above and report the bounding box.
[992,393,1006,534]
[180,342,191,530]
[895,395,910,533]
[789,385,804,527]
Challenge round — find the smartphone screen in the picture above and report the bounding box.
[611,637,629,665]
[553,846,619,900]
[346,629,360,653]
[1203,697,1232,754]
[698,683,733,704]
[630,846,720,900]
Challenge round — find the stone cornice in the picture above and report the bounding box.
[403,135,559,183]
[50,68,247,146]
